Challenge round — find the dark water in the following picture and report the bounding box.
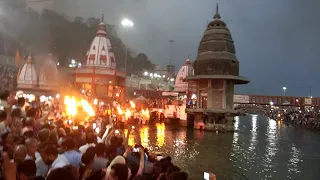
[135,115,320,180]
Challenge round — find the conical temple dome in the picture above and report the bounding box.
[193,3,239,77]
[174,56,194,92]
[17,56,37,89]
[85,21,116,68]
[39,53,59,90]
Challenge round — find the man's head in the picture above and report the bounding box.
[11,108,22,120]
[25,138,38,157]
[95,143,106,157]
[86,132,96,144]
[17,159,36,180]
[14,145,27,164]
[24,117,34,127]
[46,167,77,180]
[38,128,50,143]
[61,138,75,151]
[17,97,26,107]
[109,163,130,180]
[0,90,10,101]
[42,145,58,165]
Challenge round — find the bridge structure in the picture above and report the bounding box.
[234,94,319,107]
[133,90,320,107]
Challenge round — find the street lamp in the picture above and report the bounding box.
[121,18,133,73]
[144,72,148,76]
[282,87,287,96]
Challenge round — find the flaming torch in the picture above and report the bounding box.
[117,106,123,115]
[129,101,136,109]
[64,96,77,117]
[125,109,131,120]
[145,109,150,120]
[81,99,95,117]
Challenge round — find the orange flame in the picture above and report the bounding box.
[64,96,77,117]
[129,101,136,108]
[81,99,95,117]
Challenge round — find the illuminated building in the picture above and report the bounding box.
[74,18,126,101]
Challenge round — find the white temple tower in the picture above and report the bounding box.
[17,56,37,89]
[38,53,59,91]
[85,22,116,68]
[74,17,126,100]
[174,56,194,93]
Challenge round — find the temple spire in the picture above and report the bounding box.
[213,3,221,19]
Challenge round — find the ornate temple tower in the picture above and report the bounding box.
[85,22,116,68]
[17,56,37,89]
[38,53,59,91]
[74,17,126,101]
[174,56,194,92]
[186,4,249,131]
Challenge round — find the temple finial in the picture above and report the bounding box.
[101,14,104,22]
[187,53,190,59]
[213,3,221,19]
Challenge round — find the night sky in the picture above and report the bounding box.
[29,0,320,96]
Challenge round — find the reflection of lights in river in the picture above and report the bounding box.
[234,116,239,130]
[140,127,149,148]
[249,115,258,153]
[233,116,240,144]
[263,119,278,174]
[156,123,165,147]
[287,144,303,177]
[277,120,281,129]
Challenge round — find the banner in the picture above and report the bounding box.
[233,95,250,104]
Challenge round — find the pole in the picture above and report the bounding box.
[125,47,128,72]
[169,40,174,77]
[283,89,286,96]
[124,27,128,73]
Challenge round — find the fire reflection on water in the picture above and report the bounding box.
[124,124,165,148]
[156,123,165,147]
[140,126,149,148]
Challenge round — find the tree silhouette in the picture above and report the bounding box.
[0,0,154,74]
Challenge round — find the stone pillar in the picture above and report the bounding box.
[225,113,234,131]
[222,80,226,109]
[207,80,213,109]
[196,81,200,108]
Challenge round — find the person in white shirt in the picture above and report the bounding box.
[41,145,69,176]
[79,133,97,154]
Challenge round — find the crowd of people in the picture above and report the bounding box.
[0,90,190,180]
[267,109,320,130]
[0,64,17,91]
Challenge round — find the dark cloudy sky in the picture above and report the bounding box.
[30,0,320,97]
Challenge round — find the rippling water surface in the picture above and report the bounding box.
[133,115,320,180]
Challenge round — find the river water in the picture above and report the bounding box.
[135,115,320,180]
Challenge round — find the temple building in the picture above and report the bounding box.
[174,56,194,93]
[185,4,249,131]
[17,55,37,89]
[16,53,59,99]
[74,18,126,101]
[38,54,59,91]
